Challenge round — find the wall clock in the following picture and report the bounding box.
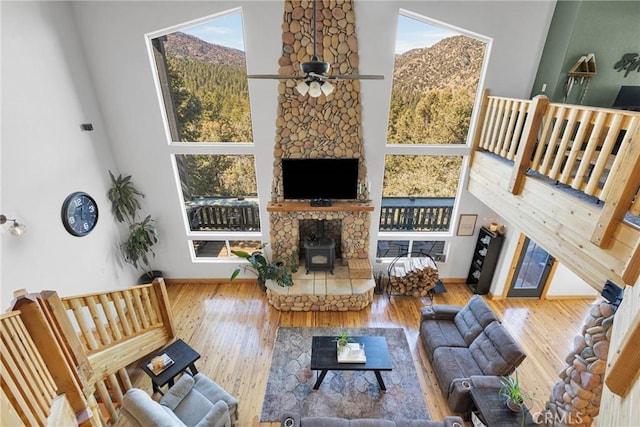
[61,191,99,236]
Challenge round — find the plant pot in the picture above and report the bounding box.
[138,270,163,284]
[505,397,523,413]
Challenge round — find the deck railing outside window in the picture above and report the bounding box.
[379,197,454,231]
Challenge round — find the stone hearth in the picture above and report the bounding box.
[266,265,375,312]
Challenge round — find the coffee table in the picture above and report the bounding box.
[310,336,392,391]
[141,338,200,395]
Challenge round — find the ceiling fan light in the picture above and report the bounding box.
[308,81,322,98]
[321,81,334,96]
[296,81,309,96]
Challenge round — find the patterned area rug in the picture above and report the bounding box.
[260,327,430,422]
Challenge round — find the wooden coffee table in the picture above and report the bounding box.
[141,339,200,395]
[310,336,392,391]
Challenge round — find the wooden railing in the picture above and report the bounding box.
[0,311,76,426]
[475,90,640,250]
[379,198,454,231]
[9,279,175,426]
[188,204,261,231]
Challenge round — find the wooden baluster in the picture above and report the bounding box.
[121,289,141,333]
[572,111,606,192]
[560,109,592,184]
[472,89,490,153]
[113,291,133,337]
[549,107,578,180]
[508,95,548,194]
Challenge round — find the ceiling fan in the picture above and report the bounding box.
[247,3,383,97]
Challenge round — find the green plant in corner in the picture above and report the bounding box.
[230,244,296,289]
[107,171,159,282]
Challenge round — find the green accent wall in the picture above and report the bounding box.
[532,0,640,107]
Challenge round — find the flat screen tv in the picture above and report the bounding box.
[281,158,359,200]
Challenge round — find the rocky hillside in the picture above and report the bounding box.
[393,35,486,94]
[164,32,246,68]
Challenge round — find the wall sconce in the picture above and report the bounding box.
[296,78,334,98]
[0,215,26,236]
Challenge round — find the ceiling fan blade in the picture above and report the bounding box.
[247,74,306,80]
[327,74,385,81]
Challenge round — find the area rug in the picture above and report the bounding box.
[260,327,430,422]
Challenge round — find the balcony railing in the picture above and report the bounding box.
[187,197,261,231]
[379,197,454,231]
[187,196,454,233]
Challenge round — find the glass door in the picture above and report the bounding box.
[507,236,555,298]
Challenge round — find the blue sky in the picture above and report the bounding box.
[181,12,456,54]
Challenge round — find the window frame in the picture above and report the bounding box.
[377,10,492,260]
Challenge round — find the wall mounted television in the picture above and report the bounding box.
[281,158,359,200]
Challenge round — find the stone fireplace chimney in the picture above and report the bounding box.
[268,0,371,264]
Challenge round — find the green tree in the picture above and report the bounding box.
[167,57,202,141]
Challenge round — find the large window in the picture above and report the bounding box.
[175,154,259,233]
[149,10,259,261]
[151,12,253,144]
[378,12,488,258]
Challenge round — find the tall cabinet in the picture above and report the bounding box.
[467,227,504,295]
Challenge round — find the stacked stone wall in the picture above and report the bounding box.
[270,210,370,263]
[543,299,615,426]
[272,0,368,204]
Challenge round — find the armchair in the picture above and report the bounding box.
[122,373,238,427]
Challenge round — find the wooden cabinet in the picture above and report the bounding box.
[467,227,504,295]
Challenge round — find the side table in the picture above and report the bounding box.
[141,338,200,395]
[470,387,536,426]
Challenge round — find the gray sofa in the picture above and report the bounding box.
[281,413,464,427]
[419,295,526,414]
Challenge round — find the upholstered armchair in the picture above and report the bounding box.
[122,373,239,427]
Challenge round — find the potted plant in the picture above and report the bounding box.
[499,370,532,414]
[335,330,352,354]
[107,171,160,283]
[230,244,297,290]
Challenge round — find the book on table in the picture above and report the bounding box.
[147,353,174,375]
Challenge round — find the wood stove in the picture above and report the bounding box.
[304,237,335,274]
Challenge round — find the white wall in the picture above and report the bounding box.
[0,1,137,309]
[545,263,598,298]
[1,1,557,306]
[490,223,599,298]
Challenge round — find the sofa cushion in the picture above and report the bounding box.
[420,319,468,356]
[469,321,526,376]
[169,386,216,427]
[193,373,239,417]
[431,347,483,396]
[123,388,187,427]
[452,295,500,345]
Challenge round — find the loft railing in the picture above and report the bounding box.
[379,197,454,231]
[1,311,62,426]
[11,279,175,425]
[473,90,640,252]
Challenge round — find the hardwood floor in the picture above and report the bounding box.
[120,280,597,426]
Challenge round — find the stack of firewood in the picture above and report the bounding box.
[389,257,438,297]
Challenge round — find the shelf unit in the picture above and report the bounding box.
[467,227,504,295]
